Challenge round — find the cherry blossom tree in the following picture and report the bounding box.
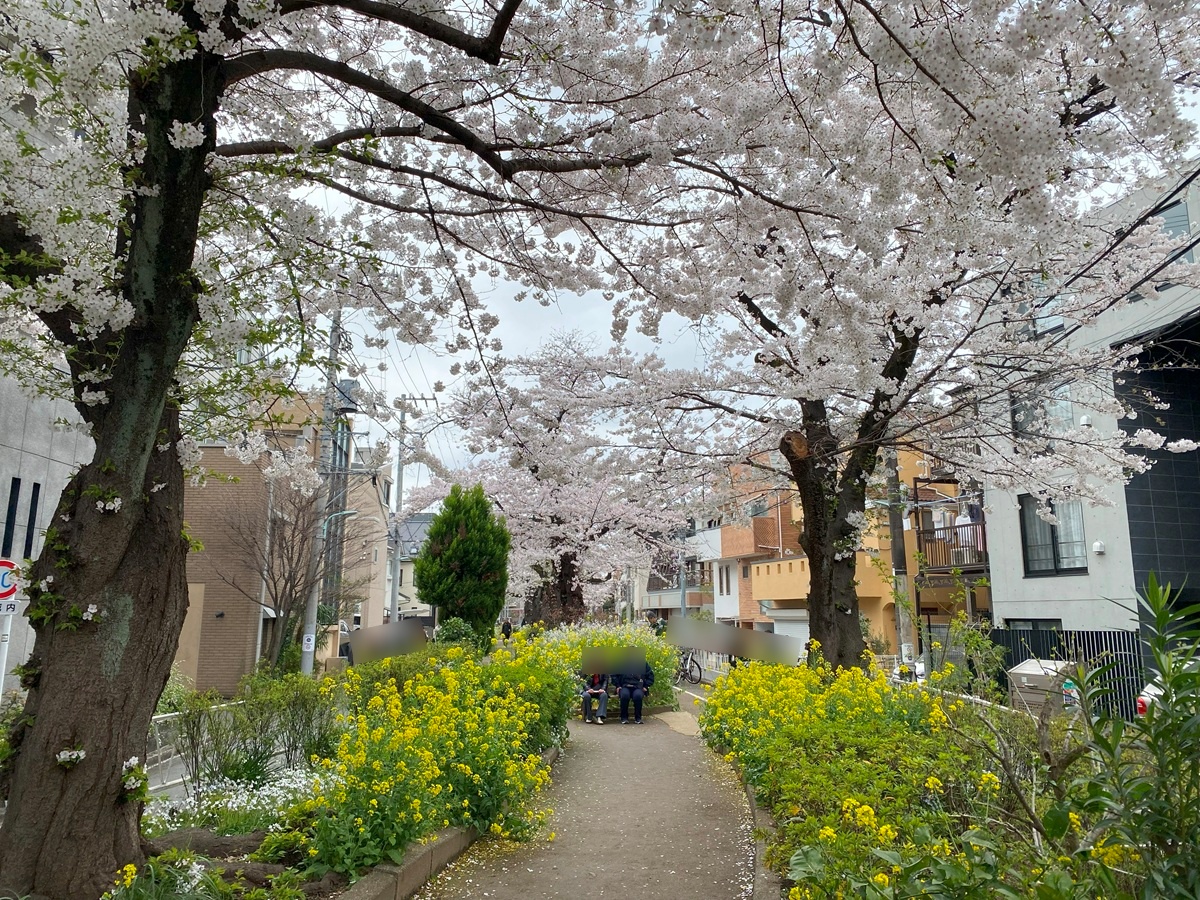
[404,347,685,625]
[0,0,737,891]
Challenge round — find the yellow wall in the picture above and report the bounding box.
[752,556,810,601]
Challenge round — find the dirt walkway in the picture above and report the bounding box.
[414,709,755,900]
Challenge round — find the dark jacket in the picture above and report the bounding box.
[581,673,609,691]
[615,663,654,691]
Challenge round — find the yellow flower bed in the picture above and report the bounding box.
[312,645,562,875]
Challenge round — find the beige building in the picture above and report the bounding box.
[175,394,391,695]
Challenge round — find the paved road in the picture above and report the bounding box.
[414,707,754,900]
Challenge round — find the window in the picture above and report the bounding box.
[1019,495,1088,576]
[23,482,40,559]
[1005,618,1063,632]
[755,565,760,575]
[742,565,750,579]
[2,478,20,558]
[1011,382,1073,445]
[747,497,769,517]
[398,568,404,587]
[1161,201,1194,264]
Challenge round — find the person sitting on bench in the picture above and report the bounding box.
[580,672,609,724]
[615,656,655,724]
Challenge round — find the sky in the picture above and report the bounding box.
[333,278,710,510]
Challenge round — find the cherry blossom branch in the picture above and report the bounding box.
[276,0,525,65]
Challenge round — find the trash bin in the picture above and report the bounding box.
[1007,658,1072,714]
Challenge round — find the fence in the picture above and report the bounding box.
[916,522,988,571]
[988,628,1145,719]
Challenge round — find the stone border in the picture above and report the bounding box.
[339,746,561,900]
[707,740,784,900]
[742,777,784,900]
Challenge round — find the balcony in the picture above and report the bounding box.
[644,570,713,611]
[916,522,988,573]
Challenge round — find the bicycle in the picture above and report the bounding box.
[675,648,702,685]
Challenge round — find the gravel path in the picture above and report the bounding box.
[414,709,755,900]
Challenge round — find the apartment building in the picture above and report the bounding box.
[178,392,392,694]
[0,377,93,692]
[983,176,1199,631]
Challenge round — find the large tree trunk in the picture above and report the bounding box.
[0,411,190,898]
[524,552,585,628]
[781,410,868,671]
[0,42,218,898]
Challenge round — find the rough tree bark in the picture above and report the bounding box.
[0,43,219,898]
[780,405,867,671]
[777,325,921,671]
[523,551,585,628]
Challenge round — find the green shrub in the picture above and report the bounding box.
[156,665,192,715]
[435,616,489,653]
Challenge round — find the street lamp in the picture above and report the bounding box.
[300,509,359,675]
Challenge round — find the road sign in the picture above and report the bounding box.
[0,601,17,615]
[0,559,17,603]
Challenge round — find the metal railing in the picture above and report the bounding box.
[916,522,988,571]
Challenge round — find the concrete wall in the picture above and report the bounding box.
[987,476,1140,631]
[0,378,93,692]
[983,179,1199,632]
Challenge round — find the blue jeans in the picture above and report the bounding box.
[581,689,608,720]
[618,686,645,721]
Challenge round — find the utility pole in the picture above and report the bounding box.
[388,394,435,622]
[885,451,914,665]
[301,311,344,676]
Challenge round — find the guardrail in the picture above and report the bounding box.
[145,701,245,795]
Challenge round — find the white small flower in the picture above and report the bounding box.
[124,756,140,769]
[55,748,86,766]
[168,121,207,149]
[1166,439,1199,453]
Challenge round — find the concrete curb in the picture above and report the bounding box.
[742,777,784,900]
[710,743,783,900]
[339,745,561,900]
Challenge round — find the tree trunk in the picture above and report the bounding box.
[0,411,190,898]
[524,552,584,628]
[780,411,868,671]
[0,42,218,898]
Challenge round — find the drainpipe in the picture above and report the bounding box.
[254,478,274,668]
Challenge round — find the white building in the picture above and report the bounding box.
[985,175,1199,632]
[0,377,93,692]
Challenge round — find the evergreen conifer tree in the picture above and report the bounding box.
[414,484,511,640]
